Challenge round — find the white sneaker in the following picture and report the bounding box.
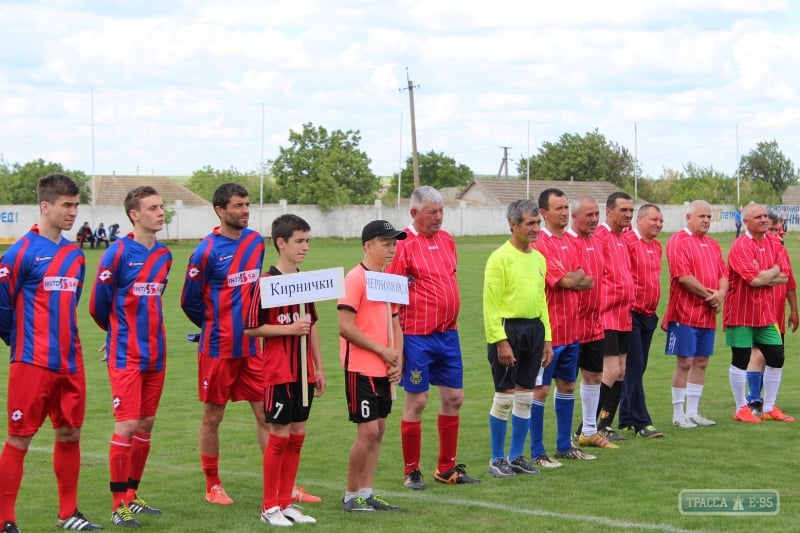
[281,504,316,524]
[689,413,716,426]
[261,506,293,527]
[673,415,698,429]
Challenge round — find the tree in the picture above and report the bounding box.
[637,163,781,205]
[387,150,475,200]
[186,165,275,204]
[271,123,379,208]
[738,140,798,194]
[515,129,637,187]
[0,159,90,204]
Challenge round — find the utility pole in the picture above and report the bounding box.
[497,146,511,179]
[399,68,420,189]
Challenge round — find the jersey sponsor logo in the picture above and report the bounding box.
[277,311,301,324]
[43,276,79,292]
[98,268,113,282]
[132,282,165,296]
[219,254,234,262]
[128,261,144,267]
[35,255,52,262]
[187,266,200,278]
[227,269,259,287]
[0,265,9,280]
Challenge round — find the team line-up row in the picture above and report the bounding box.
[0,176,792,531]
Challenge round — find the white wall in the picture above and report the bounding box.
[0,201,795,242]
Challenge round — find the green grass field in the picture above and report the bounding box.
[1,232,799,532]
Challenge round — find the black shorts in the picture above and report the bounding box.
[579,340,604,373]
[345,371,392,423]
[488,318,544,391]
[264,382,315,425]
[603,330,631,356]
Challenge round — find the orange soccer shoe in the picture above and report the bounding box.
[292,485,322,503]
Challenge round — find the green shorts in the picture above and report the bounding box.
[725,325,782,348]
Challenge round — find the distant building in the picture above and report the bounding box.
[93,175,208,206]
[457,178,631,206]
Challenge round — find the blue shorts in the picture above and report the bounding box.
[402,331,463,393]
[664,322,715,357]
[537,341,579,386]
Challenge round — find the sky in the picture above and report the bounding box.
[2,0,800,182]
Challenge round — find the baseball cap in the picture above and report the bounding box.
[361,220,407,244]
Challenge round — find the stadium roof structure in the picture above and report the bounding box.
[457,178,631,206]
[93,175,209,206]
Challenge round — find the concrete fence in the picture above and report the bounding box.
[0,201,795,244]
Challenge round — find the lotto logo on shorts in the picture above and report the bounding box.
[113,397,121,410]
[667,332,676,353]
[10,409,23,423]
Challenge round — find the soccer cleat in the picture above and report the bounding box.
[111,503,141,528]
[1,520,20,533]
[637,425,664,438]
[598,426,627,441]
[56,509,103,530]
[763,406,795,422]
[673,415,699,428]
[403,469,426,490]
[281,504,316,523]
[341,496,375,512]
[733,405,762,424]
[688,414,716,426]
[509,455,540,475]
[292,485,321,503]
[365,495,400,511]
[578,432,619,449]
[434,463,481,484]
[749,401,763,419]
[205,484,234,505]
[260,506,293,527]
[487,458,516,478]
[554,447,596,461]
[531,454,563,468]
[128,496,161,514]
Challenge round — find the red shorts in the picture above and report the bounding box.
[198,353,263,405]
[6,362,86,437]
[108,367,165,422]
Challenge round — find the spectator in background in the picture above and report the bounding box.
[109,223,121,242]
[94,222,109,248]
[733,207,742,238]
[77,221,94,249]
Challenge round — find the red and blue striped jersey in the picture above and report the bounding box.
[0,225,86,373]
[89,234,172,371]
[181,227,264,359]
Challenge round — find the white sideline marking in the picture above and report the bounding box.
[28,445,704,532]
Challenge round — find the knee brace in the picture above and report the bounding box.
[757,343,785,369]
[730,347,751,370]
[489,392,514,420]
[512,391,534,419]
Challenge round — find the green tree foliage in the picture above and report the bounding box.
[187,165,276,204]
[738,140,798,194]
[638,163,780,205]
[386,150,475,200]
[271,123,379,208]
[0,159,90,204]
[515,129,637,187]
